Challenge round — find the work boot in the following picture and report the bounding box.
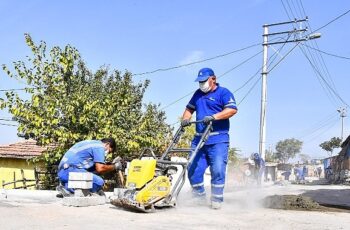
[211,201,222,210]
[56,185,73,198]
[192,195,206,205]
[191,191,206,205]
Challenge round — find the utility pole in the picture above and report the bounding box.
[337,107,347,140]
[259,25,268,161]
[259,18,321,160]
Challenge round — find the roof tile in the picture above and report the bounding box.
[0,139,51,159]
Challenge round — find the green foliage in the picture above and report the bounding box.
[265,148,277,162]
[275,138,303,163]
[172,118,196,158]
[1,34,172,165]
[228,147,240,165]
[298,153,311,164]
[177,119,195,147]
[319,137,342,157]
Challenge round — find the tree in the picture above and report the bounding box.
[228,147,240,165]
[319,137,342,157]
[275,138,303,163]
[299,153,311,164]
[0,34,172,166]
[177,118,196,150]
[265,148,277,162]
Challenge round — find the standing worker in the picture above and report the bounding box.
[181,67,237,209]
[56,138,123,197]
[252,153,265,186]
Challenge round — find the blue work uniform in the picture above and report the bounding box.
[295,167,304,181]
[302,166,307,180]
[253,157,265,185]
[186,84,237,203]
[57,140,106,193]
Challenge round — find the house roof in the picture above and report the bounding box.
[0,139,49,159]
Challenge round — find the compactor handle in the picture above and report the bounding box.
[188,119,212,124]
[190,120,203,124]
[138,148,157,159]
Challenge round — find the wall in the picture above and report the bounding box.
[324,138,350,183]
[0,158,37,189]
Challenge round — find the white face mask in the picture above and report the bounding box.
[199,80,211,93]
[105,150,109,157]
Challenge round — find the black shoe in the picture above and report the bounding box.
[56,193,64,198]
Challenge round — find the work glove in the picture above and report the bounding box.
[181,119,191,127]
[203,115,215,125]
[113,156,123,170]
[112,156,121,164]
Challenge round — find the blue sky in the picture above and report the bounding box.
[1,0,349,160]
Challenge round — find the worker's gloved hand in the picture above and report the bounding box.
[181,119,191,127]
[203,115,215,125]
[112,156,122,164]
[113,157,123,170]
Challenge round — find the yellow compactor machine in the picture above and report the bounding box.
[110,121,212,212]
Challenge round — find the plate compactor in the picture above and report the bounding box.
[110,121,212,212]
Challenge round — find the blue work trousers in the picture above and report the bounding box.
[256,166,265,186]
[57,168,104,193]
[188,142,229,202]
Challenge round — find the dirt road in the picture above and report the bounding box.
[1,183,350,230]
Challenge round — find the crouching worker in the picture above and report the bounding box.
[56,138,123,197]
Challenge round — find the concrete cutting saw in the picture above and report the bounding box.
[110,120,212,212]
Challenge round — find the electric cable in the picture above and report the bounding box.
[299,47,349,107]
[301,44,350,60]
[0,122,17,127]
[132,43,261,76]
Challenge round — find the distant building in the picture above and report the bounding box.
[0,140,47,189]
[323,135,350,184]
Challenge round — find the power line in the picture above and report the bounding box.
[0,118,16,122]
[303,117,339,143]
[0,43,262,92]
[132,43,261,76]
[236,33,294,104]
[298,0,307,17]
[296,0,339,105]
[297,111,338,139]
[163,34,296,117]
[281,0,341,108]
[312,8,350,34]
[161,34,294,113]
[0,88,33,92]
[0,122,17,127]
[0,116,13,119]
[160,49,263,111]
[281,0,293,21]
[237,77,260,106]
[268,41,300,73]
[299,45,340,107]
[301,44,350,60]
[292,1,343,106]
[299,47,349,107]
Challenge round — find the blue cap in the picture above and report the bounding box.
[253,153,260,159]
[195,68,215,82]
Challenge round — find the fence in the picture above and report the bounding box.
[2,169,36,189]
[2,166,58,190]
